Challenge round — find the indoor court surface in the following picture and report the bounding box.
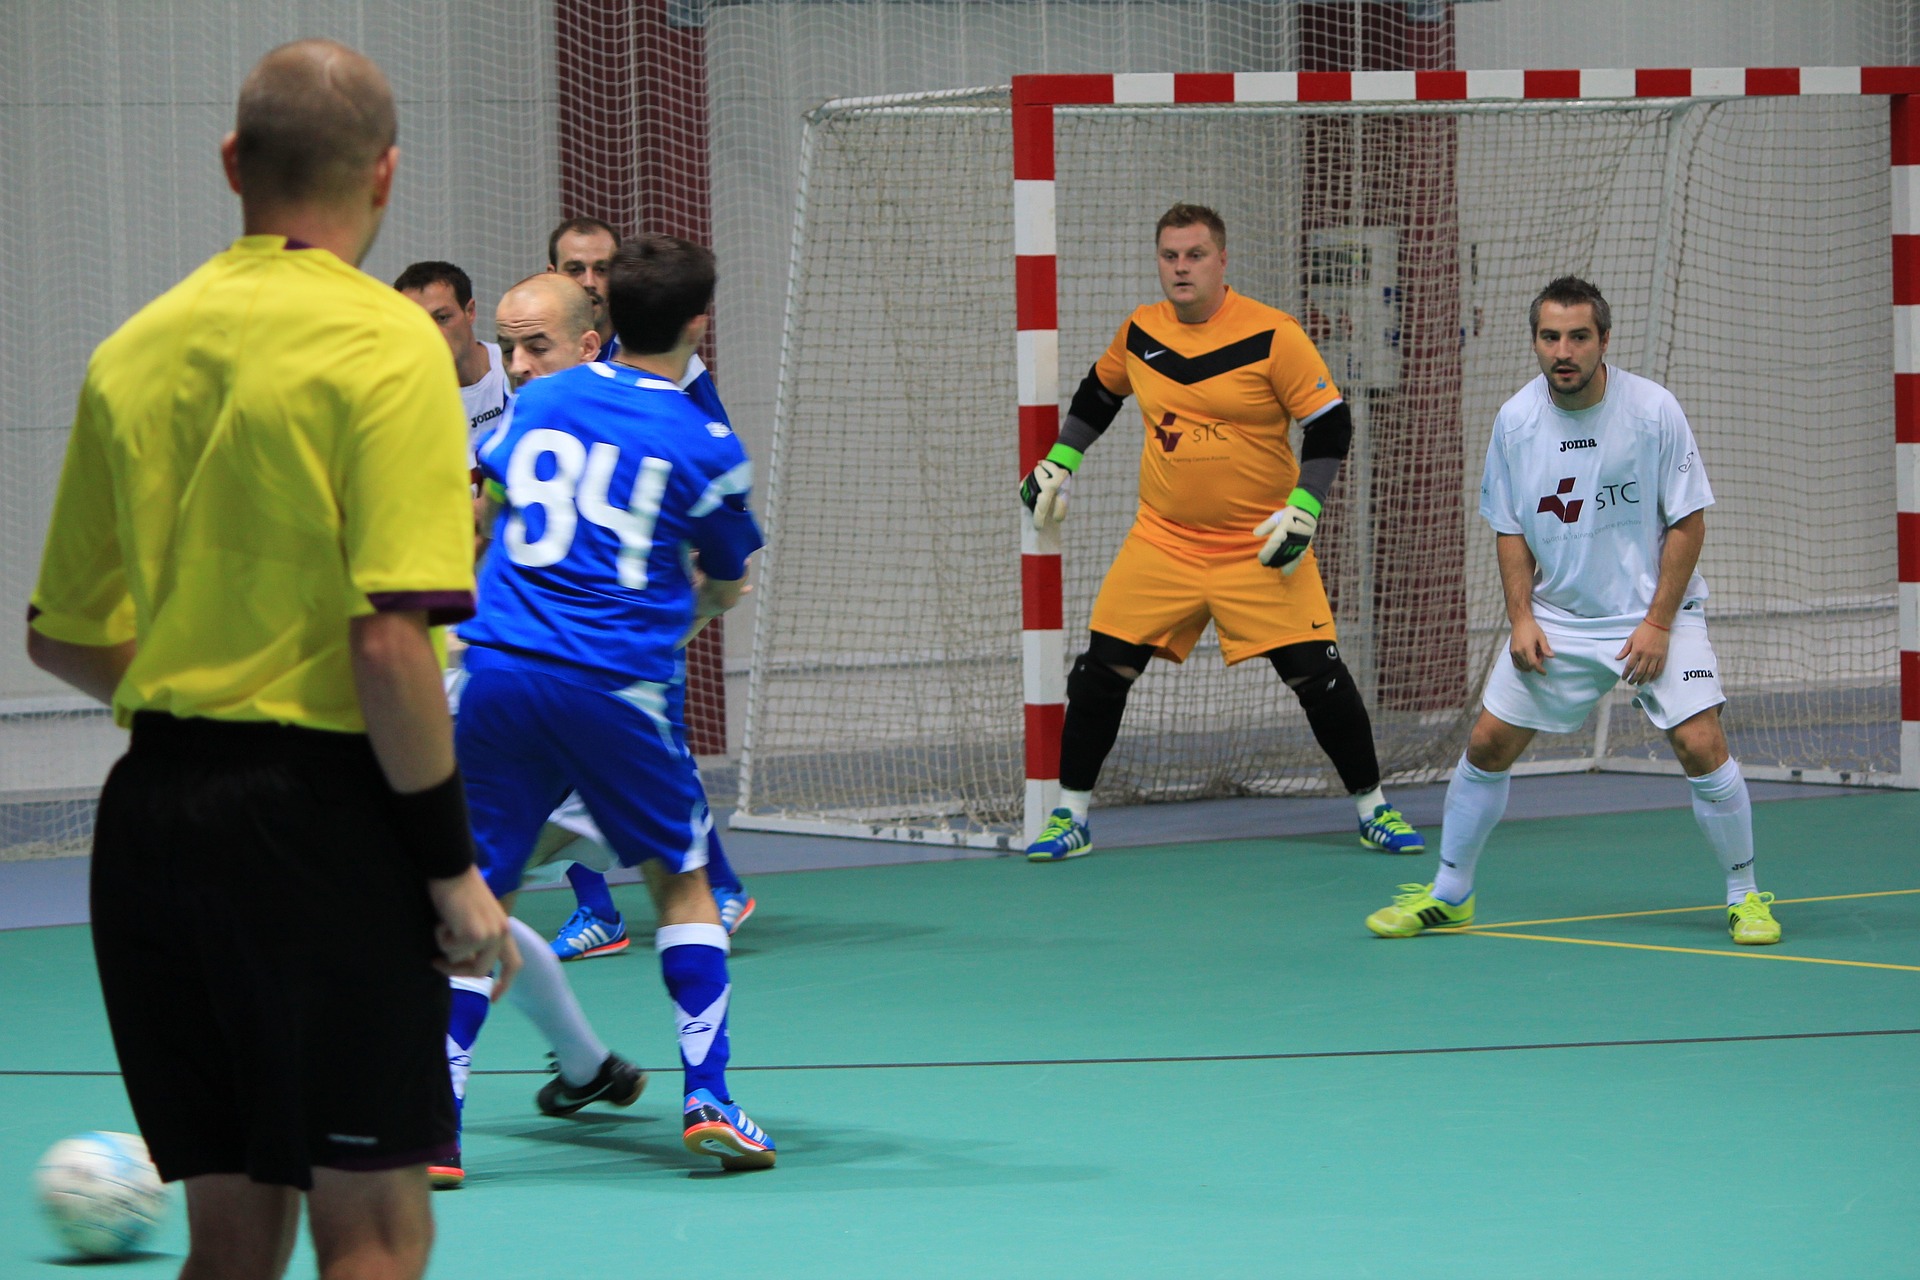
[3,787,1916,1278]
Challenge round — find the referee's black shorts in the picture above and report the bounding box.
[91,713,455,1189]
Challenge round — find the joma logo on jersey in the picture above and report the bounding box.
[1153,413,1183,452]
[1681,668,1714,682]
[1537,477,1584,523]
[1559,437,1596,452]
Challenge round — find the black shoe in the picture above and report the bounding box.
[535,1053,648,1117]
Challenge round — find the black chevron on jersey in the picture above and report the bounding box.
[1126,323,1274,384]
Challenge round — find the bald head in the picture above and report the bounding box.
[496,273,600,388]
[233,39,395,206]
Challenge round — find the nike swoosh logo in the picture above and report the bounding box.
[1312,621,1331,629]
[1143,349,1164,360]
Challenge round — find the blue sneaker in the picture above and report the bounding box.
[682,1089,777,1170]
[1026,808,1092,862]
[715,888,756,936]
[550,905,629,960]
[1359,804,1425,855]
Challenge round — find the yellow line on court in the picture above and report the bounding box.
[1467,887,1920,931]
[1466,930,1920,973]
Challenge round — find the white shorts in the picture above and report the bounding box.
[1481,607,1725,735]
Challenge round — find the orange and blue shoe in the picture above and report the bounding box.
[715,888,756,936]
[682,1089,777,1170]
[551,906,629,961]
[428,1152,464,1190]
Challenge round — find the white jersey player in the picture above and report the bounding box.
[1366,276,1780,946]
[394,260,507,460]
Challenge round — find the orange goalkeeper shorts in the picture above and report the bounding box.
[1087,531,1337,665]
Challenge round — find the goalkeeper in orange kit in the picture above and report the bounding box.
[1020,202,1423,861]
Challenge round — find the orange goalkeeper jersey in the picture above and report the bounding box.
[1094,288,1341,553]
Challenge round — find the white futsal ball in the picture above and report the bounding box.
[34,1131,168,1258]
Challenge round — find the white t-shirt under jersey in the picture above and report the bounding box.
[1479,365,1713,632]
[460,340,511,454]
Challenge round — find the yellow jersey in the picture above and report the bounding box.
[30,235,476,732]
[1094,288,1341,553]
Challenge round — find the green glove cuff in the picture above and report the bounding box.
[1045,443,1085,473]
[1286,487,1323,519]
[483,479,507,503]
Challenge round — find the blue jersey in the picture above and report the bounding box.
[605,335,727,426]
[461,360,762,683]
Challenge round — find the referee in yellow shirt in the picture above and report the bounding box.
[26,40,516,1280]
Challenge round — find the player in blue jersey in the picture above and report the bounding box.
[542,217,755,957]
[457,235,776,1170]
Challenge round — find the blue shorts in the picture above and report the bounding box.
[455,646,713,899]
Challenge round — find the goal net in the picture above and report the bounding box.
[735,74,1906,846]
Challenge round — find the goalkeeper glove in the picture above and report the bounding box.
[1019,444,1083,531]
[1254,488,1323,575]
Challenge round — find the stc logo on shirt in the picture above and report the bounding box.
[1153,413,1183,453]
[1537,477,1584,523]
[1537,477,1641,524]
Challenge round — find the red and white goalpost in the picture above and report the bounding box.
[736,67,1920,848]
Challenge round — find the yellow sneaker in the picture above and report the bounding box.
[1366,883,1474,938]
[1728,891,1781,945]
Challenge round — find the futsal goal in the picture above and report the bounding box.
[735,67,1920,847]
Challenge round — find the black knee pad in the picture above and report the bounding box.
[1267,640,1350,709]
[1067,651,1137,706]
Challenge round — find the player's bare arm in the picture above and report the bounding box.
[1615,508,1705,685]
[350,610,520,996]
[1498,532,1554,672]
[683,574,745,647]
[25,632,136,706]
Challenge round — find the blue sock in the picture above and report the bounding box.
[446,976,494,1131]
[656,923,732,1100]
[566,862,620,920]
[706,830,744,897]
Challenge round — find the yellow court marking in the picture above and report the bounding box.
[1467,930,1920,973]
[1468,887,1920,931]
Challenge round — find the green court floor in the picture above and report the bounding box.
[4,793,1917,1277]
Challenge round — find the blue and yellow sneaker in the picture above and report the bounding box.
[715,888,756,936]
[551,905,629,961]
[683,1089,777,1170]
[1359,804,1425,855]
[1366,883,1474,937]
[1026,808,1092,862]
[1728,891,1781,945]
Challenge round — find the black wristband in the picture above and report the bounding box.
[387,769,478,881]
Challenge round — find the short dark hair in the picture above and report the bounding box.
[546,217,622,268]
[1156,202,1226,251]
[1530,276,1611,336]
[392,260,473,308]
[607,235,715,356]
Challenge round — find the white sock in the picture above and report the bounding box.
[1687,758,1757,905]
[1431,756,1510,905]
[1352,786,1386,821]
[1059,788,1092,823]
[504,917,609,1085]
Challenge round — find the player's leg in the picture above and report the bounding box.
[454,666,637,1140]
[1637,628,1779,943]
[177,1175,300,1280]
[643,860,775,1170]
[306,1166,433,1280]
[1366,710,1536,937]
[1262,639,1422,853]
[560,680,775,1169]
[704,828,756,936]
[1029,631,1155,861]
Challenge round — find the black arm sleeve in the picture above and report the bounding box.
[1293,400,1352,506]
[1057,364,1127,454]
